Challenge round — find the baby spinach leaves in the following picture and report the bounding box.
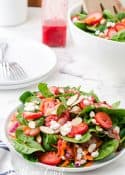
[111,30,125,42]
[95,139,119,160]
[12,129,44,155]
[20,91,34,103]
[38,83,53,98]
[62,132,91,143]
[43,134,58,151]
[16,113,28,125]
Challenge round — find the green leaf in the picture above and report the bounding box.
[13,139,43,155]
[22,153,38,162]
[80,90,100,102]
[26,96,41,104]
[111,30,125,42]
[97,24,107,32]
[120,128,125,138]
[80,106,95,117]
[95,139,119,160]
[62,132,91,143]
[57,104,66,116]
[95,107,125,126]
[35,117,45,127]
[74,22,86,30]
[86,26,97,32]
[103,10,117,22]
[38,83,53,98]
[20,91,34,103]
[59,96,67,108]
[79,13,87,20]
[16,113,28,125]
[17,106,24,113]
[112,101,120,109]
[117,12,125,20]
[43,134,58,151]
[13,129,44,154]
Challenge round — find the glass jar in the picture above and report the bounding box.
[42,0,68,47]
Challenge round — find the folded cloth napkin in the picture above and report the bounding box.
[0,141,16,175]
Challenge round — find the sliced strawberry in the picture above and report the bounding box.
[115,23,125,32]
[45,115,58,127]
[23,112,43,120]
[95,112,112,129]
[49,86,59,95]
[39,152,61,166]
[84,12,102,25]
[68,123,88,137]
[107,27,117,39]
[58,111,70,125]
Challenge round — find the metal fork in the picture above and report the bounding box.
[0,42,27,81]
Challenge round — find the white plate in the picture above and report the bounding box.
[0,33,57,87]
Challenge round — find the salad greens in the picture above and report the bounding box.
[8,83,125,168]
[72,9,125,42]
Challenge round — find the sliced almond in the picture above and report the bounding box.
[40,126,54,134]
[67,94,79,106]
[36,135,42,144]
[71,117,82,126]
[70,106,81,114]
[72,95,84,106]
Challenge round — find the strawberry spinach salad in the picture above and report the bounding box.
[8,83,125,168]
[71,9,125,42]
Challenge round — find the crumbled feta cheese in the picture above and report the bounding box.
[75,134,82,140]
[80,159,86,165]
[36,135,42,144]
[72,17,78,23]
[50,120,60,130]
[88,143,96,153]
[100,18,106,24]
[60,122,72,136]
[89,111,95,118]
[113,126,120,134]
[77,147,83,160]
[106,22,115,27]
[95,30,100,35]
[71,117,82,126]
[24,102,39,112]
[91,150,99,158]
[91,118,97,124]
[84,99,90,106]
[61,156,66,160]
[28,121,36,129]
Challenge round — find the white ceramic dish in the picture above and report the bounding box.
[68,3,125,84]
[0,34,57,89]
[3,105,125,174]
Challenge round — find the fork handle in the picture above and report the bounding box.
[0,42,8,62]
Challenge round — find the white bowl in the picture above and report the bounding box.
[68,3,125,84]
[2,105,125,174]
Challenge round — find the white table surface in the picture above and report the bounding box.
[0,2,125,175]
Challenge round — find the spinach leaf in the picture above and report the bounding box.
[80,106,95,117]
[26,96,41,104]
[111,30,125,42]
[117,12,125,20]
[120,128,125,138]
[59,96,67,108]
[43,134,58,151]
[38,83,53,98]
[97,24,107,32]
[35,117,45,127]
[13,129,44,155]
[103,10,117,22]
[17,105,24,113]
[20,91,34,103]
[95,139,119,160]
[112,101,120,109]
[57,104,66,116]
[79,13,87,20]
[62,132,91,143]
[16,113,28,125]
[95,107,125,126]
[13,140,43,155]
[22,153,38,162]
[74,22,86,30]
[86,26,97,32]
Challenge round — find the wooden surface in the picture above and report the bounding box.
[28,0,41,7]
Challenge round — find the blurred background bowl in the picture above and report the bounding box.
[68,2,125,85]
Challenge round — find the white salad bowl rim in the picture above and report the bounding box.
[2,104,125,173]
